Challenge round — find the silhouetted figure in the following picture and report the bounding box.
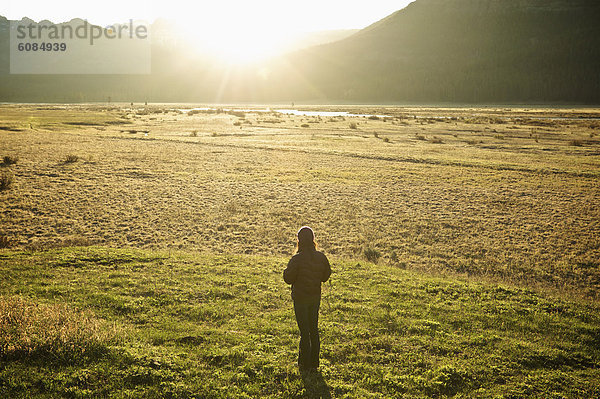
[284,226,331,372]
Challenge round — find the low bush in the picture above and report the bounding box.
[64,154,79,163]
[364,247,381,263]
[2,155,18,165]
[0,171,14,190]
[228,111,246,118]
[0,235,11,248]
[569,139,583,146]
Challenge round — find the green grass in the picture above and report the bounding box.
[1,247,599,398]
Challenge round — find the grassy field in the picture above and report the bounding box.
[1,104,599,397]
[1,247,599,398]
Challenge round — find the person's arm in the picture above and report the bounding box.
[321,255,331,282]
[283,257,298,284]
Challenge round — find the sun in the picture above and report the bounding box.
[192,28,288,64]
[179,4,297,65]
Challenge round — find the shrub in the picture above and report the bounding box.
[190,131,198,137]
[383,137,390,143]
[415,134,427,141]
[64,154,79,163]
[228,111,246,118]
[0,296,119,362]
[569,139,583,146]
[0,171,13,190]
[430,136,444,144]
[233,121,242,126]
[368,115,380,120]
[2,155,18,165]
[349,122,358,130]
[223,201,238,214]
[364,247,381,263]
[301,124,310,128]
[0,235,11,248]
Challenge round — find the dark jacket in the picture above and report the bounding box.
[283,249,331,301]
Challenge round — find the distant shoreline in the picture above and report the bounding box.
[2,102,600,109]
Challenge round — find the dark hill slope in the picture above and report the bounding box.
[270,0,600,103]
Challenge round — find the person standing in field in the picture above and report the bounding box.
[283,226,332,373]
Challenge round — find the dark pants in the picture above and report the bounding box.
[293,298,321,370]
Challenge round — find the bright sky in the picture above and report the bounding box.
[4,0,414,63]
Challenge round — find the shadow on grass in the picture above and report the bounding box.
[300,370,331,399]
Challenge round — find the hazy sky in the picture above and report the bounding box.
[4,0,412,30]
[4,0,414,62]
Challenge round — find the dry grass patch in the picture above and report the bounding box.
[0,295,119,362]
[0,104,598,298]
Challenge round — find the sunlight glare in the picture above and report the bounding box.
[179,3,298,64]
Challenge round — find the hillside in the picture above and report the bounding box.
[269,0,600,103]
[1,0,600,103]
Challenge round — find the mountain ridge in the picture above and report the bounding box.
[268,0,600,103]
[1,0,599,103]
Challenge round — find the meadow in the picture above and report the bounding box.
[1,104,599,397]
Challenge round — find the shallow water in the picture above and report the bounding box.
[176,107,599,120]
[274,109,390,118]
[178,107,390,118]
